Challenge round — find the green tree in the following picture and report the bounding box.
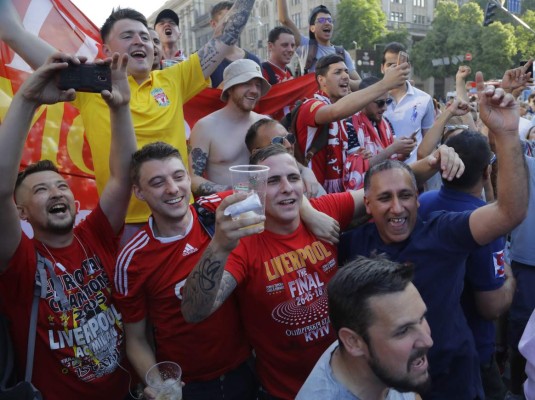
[333,0,386,50]
[411,0,516,80]
[514,10,535,60]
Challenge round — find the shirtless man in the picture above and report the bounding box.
[188,59,270,196]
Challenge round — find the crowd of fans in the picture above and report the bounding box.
[0,1,534,400]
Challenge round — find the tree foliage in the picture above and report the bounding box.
[411,0,516,80]
[333,0,386,50]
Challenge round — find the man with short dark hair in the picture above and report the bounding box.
[261,26,295,85]
[182,143,463,399]
[277,0,361,90]
[346,76,416,166]
[114,141,258,400]
[294,54,409,193]
[339,72,528,399]
[418,130,514,400]
[148,28,162,70]
[0,52,136,400]
[154,9,185,63]
[297,256,432,399]
[381,42,435,165]
[245,118,325,197]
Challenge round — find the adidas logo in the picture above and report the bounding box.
[182,243,198,256]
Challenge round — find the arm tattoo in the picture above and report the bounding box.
[219,0,255,46]
[190,147,208,176]
[182,247,236,322]
[197,0,254,71]
[197,182,229,196]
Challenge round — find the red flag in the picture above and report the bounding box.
[1,0,318,217]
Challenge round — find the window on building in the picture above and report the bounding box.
[292,12,301,29]
[391,0,404,4]
[260,2,269,18]
[390,12,404,21]
[291,0,301,5]
[413,0,425,6]
[413,14,426,24]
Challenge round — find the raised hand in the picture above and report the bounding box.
[382,62,411,90]
[212,192,265,253]
[446,98,472,117]
[19,52,81,105]
[456,65,471,81]
[427,144,464,181]
[500,60,532,94]
[476,71,518,136]
[100,53,130,109]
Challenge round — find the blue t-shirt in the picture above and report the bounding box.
[418,186,505,365]
[339,211,483,400]
[209,50,261,88]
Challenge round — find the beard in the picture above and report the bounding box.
[46,212,76,235]
[367,346,431,395]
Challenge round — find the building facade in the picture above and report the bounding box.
[148,0,437,60]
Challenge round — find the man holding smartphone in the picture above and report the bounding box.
[0,0,257,242]
[381,42,435,166]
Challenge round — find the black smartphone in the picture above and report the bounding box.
[58,63,112,93]
[520,60,534,80]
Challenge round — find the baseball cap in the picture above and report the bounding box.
[154,9,179,28]
[220,59,271,101]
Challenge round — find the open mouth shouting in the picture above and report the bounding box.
[164,27,173,36]
[130,50,147,60]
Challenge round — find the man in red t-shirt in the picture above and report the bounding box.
[182,145,363,399]
[114,142,257,400]
[181,144,465,399]
[261,26,295,85]
[0,53,136,400]
[295,54,410,193]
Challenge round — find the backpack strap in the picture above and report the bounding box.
[304,39,318,73]
[193,203,215,239]
[261,62,278,85]
[25,253,47,383]
[284,98,330,166]
[334,45,345,58]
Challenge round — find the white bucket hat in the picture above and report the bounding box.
[220,59,271,101]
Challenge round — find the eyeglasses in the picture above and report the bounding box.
[373,98,393,107]
[444,124,469,132]
[271,133,296,145]
[315,17,334,24]
[489,152,496,165]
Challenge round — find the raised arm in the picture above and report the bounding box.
[314,63,410,125]
[469,72,528,245]
[0,0,56,70]
[188,120,232,197]
[0,53,77,272]
[417,99,472,159]
[197,0,256,79]
[182,193,264,323]
[98,53,137,234]
[277,0,302,47]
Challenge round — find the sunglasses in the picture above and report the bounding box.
[373,98,393,107]
[271,133,296,145]
[315,17,334,24]
[444,124,469,132]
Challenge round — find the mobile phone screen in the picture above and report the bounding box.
[397,51,409,65]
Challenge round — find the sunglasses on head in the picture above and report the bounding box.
[271,133,296,145]
[444,124,469,132]
[316,17,334,24]
[373,98,393,107]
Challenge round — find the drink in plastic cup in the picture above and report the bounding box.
[145,361,182,400]
[228,165,269,231]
